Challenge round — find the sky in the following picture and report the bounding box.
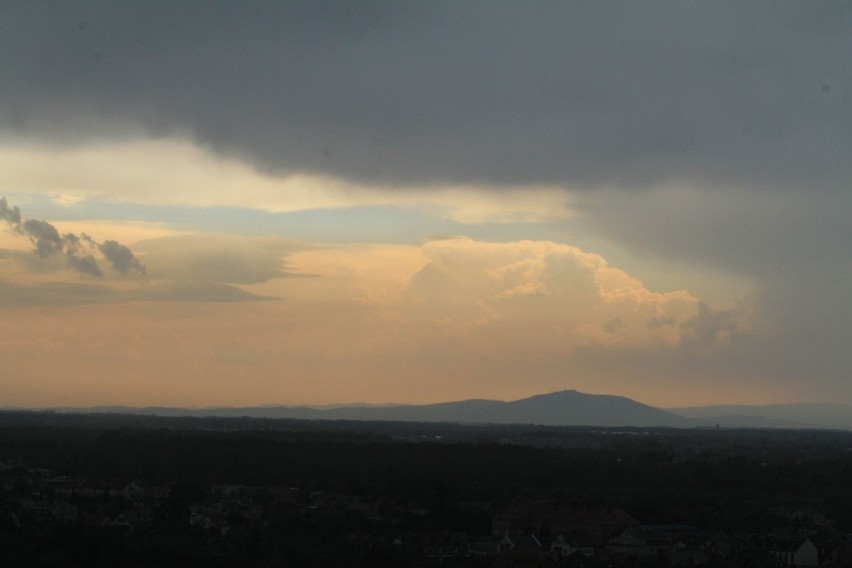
[0,2,850,408]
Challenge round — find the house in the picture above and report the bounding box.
[498,533,542,554]
[772,538,819,567]
[73,479,125,499]
[664,547,710,566]
[269,486,300,504]
[608,525,674,557]
[425,546,459,560]
[766,506,828,526]
[469,536,502,557]
[549,533,595,558]
[52,501,78,525]
[113,509,149,529]
[493,499,637,545]
[123,481,144,500]
[211,484,245,498]
[77,503,113,527]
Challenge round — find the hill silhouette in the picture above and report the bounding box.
[58,390,694,427]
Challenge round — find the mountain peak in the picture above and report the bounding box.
[498,389,690,427]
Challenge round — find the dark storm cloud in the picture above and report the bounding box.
[62,233,102,277]
[21,219,64,258]
[0,2,848,192]
[98,240,145,277]
[0,198,22,225]
[1,197,145,278]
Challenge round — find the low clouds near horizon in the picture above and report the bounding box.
[0,234,754,407]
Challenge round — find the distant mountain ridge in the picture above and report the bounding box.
[668,403,852,430]
[15,390,852,430]
[37,390,693,427]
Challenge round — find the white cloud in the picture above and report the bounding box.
[287,238,719,352]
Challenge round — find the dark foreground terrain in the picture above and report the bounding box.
[2,411,852,567]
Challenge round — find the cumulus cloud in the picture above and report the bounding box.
[289,238,723,355]
[402,238,705,348]
[98,240,145,277]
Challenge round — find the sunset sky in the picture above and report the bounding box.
[1,2,850,408]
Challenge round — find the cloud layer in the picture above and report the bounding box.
[0,3,850,406]
[1,3,848,192]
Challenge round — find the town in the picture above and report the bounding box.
[2,412,852,566]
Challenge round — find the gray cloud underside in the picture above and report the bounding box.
[0,2,848,193]
[0,277,273,306]
[0,279,117,307]
[133,234,302,284]
[133,282,275,303]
